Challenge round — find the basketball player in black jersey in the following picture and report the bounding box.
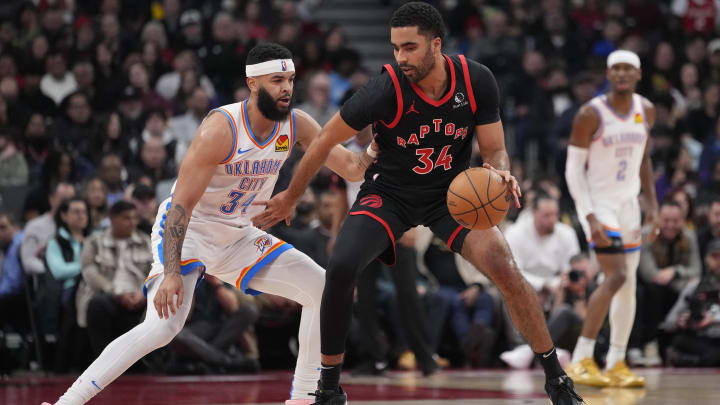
[253,3,583,404]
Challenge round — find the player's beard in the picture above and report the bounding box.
[402,45,436,83]
[257,86,292,121]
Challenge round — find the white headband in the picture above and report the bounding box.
[245,59,295,77]
[607,50,641,69]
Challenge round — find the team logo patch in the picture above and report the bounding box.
[453,92,468,109]
[275,134,289,152]
[254,235,273,253]
[281,60,287,71]
[634,113,643,123]
[359,194,383,208]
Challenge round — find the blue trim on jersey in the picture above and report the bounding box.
[624,246,641,253]
[240,243,294,295]
[214,108,238,163]
[243,99,278,147]
[142,262,207,297]
[605,230,621,238]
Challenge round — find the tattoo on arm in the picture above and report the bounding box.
[163,204,188,275]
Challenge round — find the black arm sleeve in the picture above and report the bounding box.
[467,60,501,126]
[339,72,397,131]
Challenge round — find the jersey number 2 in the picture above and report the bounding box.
[413,145,453,174]
[220,191,257,215]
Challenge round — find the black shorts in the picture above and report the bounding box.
[348,183,470,265]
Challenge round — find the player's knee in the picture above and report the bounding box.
[606,271,627,292]
[145,317,184,347]
[326,254,361,290]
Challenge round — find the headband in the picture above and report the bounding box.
[607,50,641,69]
[245,59,295,77]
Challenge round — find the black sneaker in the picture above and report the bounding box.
[545,375,585,405]
[310,385,347,405]
[352,360,387,376]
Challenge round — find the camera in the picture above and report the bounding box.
[568,269,584,282]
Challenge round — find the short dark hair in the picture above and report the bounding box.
[390,1,446,44]
[661,199,683,211]
[246,43,293,66]
[532,190,557,210]
[110,200,136,217]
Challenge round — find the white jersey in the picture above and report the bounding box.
[173,99,296,227]
[585,93,648,206]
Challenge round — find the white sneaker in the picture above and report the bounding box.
[627,348,644,366]
[500,344,534,369]
[285,400,313,405]
[643,341,662,367]
[556,348,571,368]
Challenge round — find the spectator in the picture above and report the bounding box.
[52,91,94,157]
[19,62,56,118]
[0,211,24,315]
[168,86,209,165]
[76,201,152,355]
[127,62,168,112]
[90,112,131,165]
[697,198,720,265]
[200,11,247,100]
[0,129,29,186]
[130,183,157,236]
[40,51,77,106]
[129,136,176,186]
[637,200,702,359]
[467,10,521,84]
[662,239,720,367]
[83,177,109,231]
[155,50,216,101]
[45,197,90,371]
[687,83,719,142]
[178,9,204,51]
[671,0,720,35]
[20,182,75,275]
[296,71,337,126]
[416,226,497,367]
[132,108,174,158]
[97,154,126,205]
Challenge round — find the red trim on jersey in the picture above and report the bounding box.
[380,65,404,129]
[410,54,456,107]
[447,225,464,251]
[458,55,477,114]
[349,210,396,266]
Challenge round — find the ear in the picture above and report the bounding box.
[432,37,442,53]
[246,77,257,92]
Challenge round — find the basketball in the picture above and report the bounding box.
[447,167,510,230]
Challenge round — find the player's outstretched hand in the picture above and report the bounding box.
[482,163,522,208]
[154,273,184,319]
[251,190,295,230]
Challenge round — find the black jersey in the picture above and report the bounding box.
[340,54,501,202]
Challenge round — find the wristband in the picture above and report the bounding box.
[366,144,378,159]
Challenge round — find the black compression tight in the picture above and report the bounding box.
[320,213,393,356]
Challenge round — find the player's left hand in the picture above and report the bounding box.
[644,206,660,243]
[482,163,522,208]
[251,190,295,230]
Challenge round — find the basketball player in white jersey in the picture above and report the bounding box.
[564,50,659,388]
[43,43,376,405]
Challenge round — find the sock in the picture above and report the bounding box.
[536,347,565,379]
[606,344,626,370]
[572,336,596,363]
[320,363,342,391]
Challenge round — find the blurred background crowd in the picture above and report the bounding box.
[2,0,720,377]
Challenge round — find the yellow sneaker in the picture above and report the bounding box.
[397,350,416,370]
[565,357,611,387]
[604,360,645,388]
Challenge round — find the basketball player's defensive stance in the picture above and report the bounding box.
[564,50,659,388]
[253,3,584,404]
[43,43,376,405]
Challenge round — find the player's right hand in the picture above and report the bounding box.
[587,215,612,248]
[251,190,295,230]
[154,273,184,319]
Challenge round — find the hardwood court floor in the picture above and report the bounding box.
[2,368,719,404]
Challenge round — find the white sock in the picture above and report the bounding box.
[606,344,627,370]
[55,272,197,405]
[247,250,324,400]
[572,336,596,363]
[607,250,639,369]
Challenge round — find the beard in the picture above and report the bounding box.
[401,45,436,83]
[257,86,292,121]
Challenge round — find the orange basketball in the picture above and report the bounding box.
[447,167,510,230]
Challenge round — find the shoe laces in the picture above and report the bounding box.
[552,377,585,403]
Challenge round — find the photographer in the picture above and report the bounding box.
[662,240,720,367]
[547,253,598,351]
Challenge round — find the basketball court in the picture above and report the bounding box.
[3,368,718,404]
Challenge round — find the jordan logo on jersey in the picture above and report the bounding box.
[406,100,419,115]
[254,235,273,253]
[275,135,289,152]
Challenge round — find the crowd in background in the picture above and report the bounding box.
[2,0,720,376]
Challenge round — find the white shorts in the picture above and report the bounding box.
[143,200,293,296]
[577,198,641,253]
